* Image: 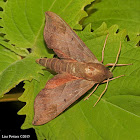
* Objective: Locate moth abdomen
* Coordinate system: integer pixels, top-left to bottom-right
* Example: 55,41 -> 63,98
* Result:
36,58 -> 54,68
36,58 -> 80,74
36,58 -> 61,72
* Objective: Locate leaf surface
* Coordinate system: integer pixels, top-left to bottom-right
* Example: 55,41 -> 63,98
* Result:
0,44 -> 21,74
83,0 -> 140,41
0,55 -> 44,97
0,0 -> 93,56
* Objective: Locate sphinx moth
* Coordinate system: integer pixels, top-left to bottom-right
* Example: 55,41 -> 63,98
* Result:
33,12 -> 116,125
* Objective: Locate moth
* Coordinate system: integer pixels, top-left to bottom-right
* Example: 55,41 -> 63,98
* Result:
33,11 -> 128,125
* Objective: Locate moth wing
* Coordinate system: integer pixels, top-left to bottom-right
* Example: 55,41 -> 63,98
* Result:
33,73 -> 95,125
44,11 -> 100,64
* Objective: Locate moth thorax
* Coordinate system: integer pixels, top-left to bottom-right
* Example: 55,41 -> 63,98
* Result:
84,63 -> 113,82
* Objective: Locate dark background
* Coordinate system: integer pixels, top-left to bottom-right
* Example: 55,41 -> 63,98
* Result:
0,101 -> 37,139
0,83 -> 37,140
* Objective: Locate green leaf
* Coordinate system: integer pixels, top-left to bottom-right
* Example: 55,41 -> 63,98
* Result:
0,44 -> 21,74
0,39 -> 29,56
83,0 -> 140,41
0,0 -> 93,57
0,55 -> 43,98
19,23 -> 140,139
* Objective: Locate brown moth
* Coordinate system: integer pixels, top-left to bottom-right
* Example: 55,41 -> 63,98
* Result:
32,11 -> 114,125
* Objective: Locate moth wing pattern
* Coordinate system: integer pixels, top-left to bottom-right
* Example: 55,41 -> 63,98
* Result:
33,73 -> 95,125
44,11 -> 100,64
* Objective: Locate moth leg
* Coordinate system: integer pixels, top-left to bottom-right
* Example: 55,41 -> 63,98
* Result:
101,33 -> 109,63
84,84 -> 99,101
93,75 -> 124,106
93,80 -> 109,107
84,75 -> 122,102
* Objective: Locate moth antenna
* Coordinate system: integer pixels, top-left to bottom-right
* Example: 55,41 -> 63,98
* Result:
105,63 -> 132,67
101,33 -> 109,63
102,75 -> 124,83
84,84 -> 99,101
93,79 -> 109,107
105,41 -> 132,68
110,41 -> 122,72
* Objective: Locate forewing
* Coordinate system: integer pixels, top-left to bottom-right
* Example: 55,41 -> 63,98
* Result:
33,73 -> 95,125
44,11 -> 100,63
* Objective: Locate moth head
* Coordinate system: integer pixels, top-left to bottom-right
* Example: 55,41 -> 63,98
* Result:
84,63 -> 113,82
